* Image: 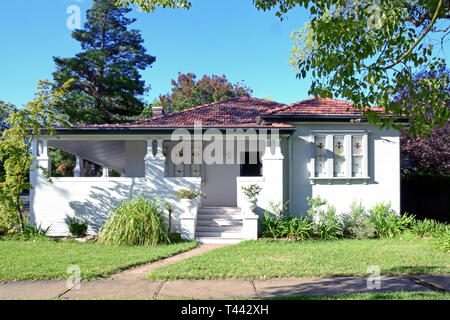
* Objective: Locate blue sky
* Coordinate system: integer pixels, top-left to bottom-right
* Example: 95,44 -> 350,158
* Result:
0,1 -> 447,108
0,0 -> 310,107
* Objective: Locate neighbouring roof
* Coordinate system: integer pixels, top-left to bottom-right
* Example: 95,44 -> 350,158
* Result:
62,96 -> 390,132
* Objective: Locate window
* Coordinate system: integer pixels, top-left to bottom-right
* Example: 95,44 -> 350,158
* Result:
240,152 -> 262,177
311,131 -> 368,181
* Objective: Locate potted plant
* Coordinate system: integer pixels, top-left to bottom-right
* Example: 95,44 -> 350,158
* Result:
240,184 -> 262,215
174,189 -> 206,217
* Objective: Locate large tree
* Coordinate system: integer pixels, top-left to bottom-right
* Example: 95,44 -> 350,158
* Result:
116,0 -> 449,135
53,0 -> 156,124
156,72 -> 253,114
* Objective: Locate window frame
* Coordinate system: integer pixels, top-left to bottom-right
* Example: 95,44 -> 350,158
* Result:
309,130 -> 369,184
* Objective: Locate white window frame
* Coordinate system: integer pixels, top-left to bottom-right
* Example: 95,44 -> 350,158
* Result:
309,130 -> 369,184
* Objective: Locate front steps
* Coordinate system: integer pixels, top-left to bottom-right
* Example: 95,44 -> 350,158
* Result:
195,207 -> 244,244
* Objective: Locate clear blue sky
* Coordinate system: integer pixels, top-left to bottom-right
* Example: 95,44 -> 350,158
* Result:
0,0 -> 310,107
0,1 -> 447,108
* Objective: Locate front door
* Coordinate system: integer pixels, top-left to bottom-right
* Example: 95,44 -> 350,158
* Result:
201,163 -> 240,207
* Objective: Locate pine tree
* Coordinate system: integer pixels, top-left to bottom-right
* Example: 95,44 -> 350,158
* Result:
53,0 -> 155,124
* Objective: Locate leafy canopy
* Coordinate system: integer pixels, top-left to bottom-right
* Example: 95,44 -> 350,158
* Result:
156,72 -> 253,114
53,0 -> 155,124
0,80 -> 70,232
117,0 -> 449,135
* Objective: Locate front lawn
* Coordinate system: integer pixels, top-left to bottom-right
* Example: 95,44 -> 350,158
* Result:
0,239 -> 197,281
268,291 -> 450,300
147,238 -> 450,280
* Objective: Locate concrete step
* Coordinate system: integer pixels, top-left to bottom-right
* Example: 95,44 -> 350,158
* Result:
196,237 -> 243,244
195,231 -> 243,238
197,214 -> 242,220
196,219 -> 243,227
196,225 -> 242,232
198,207 -> 241,214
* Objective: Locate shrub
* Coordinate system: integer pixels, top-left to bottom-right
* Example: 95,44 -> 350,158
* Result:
368,202 -> 415,237
307,197 -> 342,240
174,189 -> 205,200
2,223 -> 51,241
433,234 -> 450,253
98,196 -> 170,246
241,184 -> 262,200
65,216 -> 88,237
341,201 -> 376,239
411,219 -> 449,238
261,212 -> 314,241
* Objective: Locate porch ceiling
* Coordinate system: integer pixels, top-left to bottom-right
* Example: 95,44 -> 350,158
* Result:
48,140 -> 126,172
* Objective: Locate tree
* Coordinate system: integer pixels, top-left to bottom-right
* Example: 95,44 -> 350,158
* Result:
157,72 -> 253,113
53,0 -> 156,124
0,80 -> 69,233
396,66 -> 450,174
117,0 -> 449,135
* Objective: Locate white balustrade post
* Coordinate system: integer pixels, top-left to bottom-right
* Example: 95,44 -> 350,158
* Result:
145,139 -> 165,179
74,156 -> 83,177
36,139 -> 51,181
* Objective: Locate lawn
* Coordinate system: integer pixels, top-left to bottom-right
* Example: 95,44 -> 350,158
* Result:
0,239 -> 197,281
147,238 -> 450,280
268,291 -> 450,300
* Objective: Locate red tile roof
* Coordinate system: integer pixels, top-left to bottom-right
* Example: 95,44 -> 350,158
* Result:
68,97 -> 383,129
70,97 -> 289,128
264,97 -> 384,116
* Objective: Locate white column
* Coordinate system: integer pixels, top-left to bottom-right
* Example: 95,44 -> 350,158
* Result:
74,156 -> 83,177
36,139 -> 51,180
145,139 -> 165,178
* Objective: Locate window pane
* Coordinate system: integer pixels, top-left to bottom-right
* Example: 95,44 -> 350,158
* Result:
352,136 -> 364,177
314,136 -> 326,177
333,136 -> 345,177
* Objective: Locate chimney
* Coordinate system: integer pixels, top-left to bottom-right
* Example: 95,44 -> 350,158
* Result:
152,106 -> 164,117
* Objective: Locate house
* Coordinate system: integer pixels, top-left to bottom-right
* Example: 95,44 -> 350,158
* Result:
30,97 -> 402,243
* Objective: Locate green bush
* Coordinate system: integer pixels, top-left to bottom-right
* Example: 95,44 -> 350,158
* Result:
307,197 -> 342,240
174,189 -> 205,200
368,202 -> 415,237
261,212 -> 314,241
433,234 -> 450,252
65,216 -> 88,237
341,201 -> 376,239
98,196 -> 170,246
411,219 -> 449,238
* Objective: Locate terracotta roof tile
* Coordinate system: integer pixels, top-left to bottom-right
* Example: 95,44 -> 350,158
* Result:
67,97 -> 382,129
264,97 -> 384,116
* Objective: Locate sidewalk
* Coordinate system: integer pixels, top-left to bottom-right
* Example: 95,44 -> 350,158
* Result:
0,275 -> 448,299
0,244 -> 448,299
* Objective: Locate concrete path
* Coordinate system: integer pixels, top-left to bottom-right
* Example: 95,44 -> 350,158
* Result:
1,275 -> 448,299
110,244 -> 227,281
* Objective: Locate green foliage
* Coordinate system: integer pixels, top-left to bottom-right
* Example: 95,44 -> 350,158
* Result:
53,0 -> 155,124
256,0 -> 449,136
241,184 -> 262,200
174,189 -> 205,200
49,149 -> 76,177
307,197 -> 342,240
341,201 -> 376,239
156,73 -> 253,113
261,212 -> 314,241
65,216 -> 88,237
369,202 -> 415,237
0,80 -> 69,233
98,196 -> 170,246
411,219 -> 449,238
433,234 -> 450,252
115,0 -> 191,12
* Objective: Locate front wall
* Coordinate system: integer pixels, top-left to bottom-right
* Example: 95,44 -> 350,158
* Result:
290,123 -> 400,216
31,176 -> 201,236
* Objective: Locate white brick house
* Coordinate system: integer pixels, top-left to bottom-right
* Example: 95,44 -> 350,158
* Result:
30,97 -> 402,243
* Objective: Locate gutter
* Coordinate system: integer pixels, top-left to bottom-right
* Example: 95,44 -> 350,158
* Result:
261,114 -> 409,123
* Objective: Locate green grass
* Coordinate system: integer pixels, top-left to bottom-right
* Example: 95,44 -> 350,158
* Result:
0,239 -> 197,281
147,238 -> 450,280
267,291 -> 450,300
